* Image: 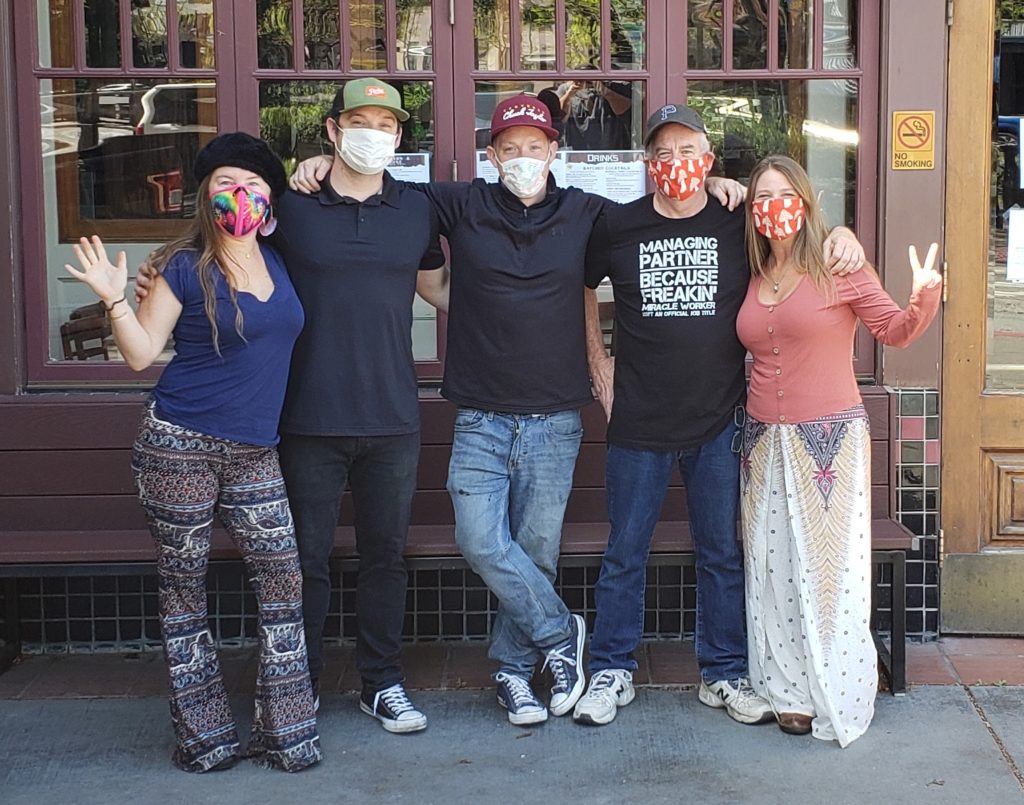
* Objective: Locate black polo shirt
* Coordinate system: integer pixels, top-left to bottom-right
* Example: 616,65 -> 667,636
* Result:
420,177 -> 611,414
272,173 -> 445,436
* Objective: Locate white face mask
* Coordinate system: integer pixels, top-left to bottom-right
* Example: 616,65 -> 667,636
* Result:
499,156 -> 550,199
336,127 -> 397,175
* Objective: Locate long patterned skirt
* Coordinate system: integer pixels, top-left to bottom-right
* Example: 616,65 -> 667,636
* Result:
132,405 -> 322,772
740,405 -> 877,748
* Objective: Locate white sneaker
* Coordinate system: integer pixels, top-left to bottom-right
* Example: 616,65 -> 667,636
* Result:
573,669 -> 635,726
698,677 -> 774,725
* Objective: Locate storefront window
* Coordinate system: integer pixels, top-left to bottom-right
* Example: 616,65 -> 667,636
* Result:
259,79 -> 439,361
611,0 -> 645,70
778,0 -> 812,70
687,79 -> 859,229
179,1 -> 216,68
258,0 -> 295,69
39,78 -> 218,363
307,0 -> 342,69
475,0 -> 512,71
397,0 -> 432,71
987,13 -> 1024,390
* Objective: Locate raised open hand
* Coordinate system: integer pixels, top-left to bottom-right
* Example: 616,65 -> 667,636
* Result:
65,236 -> 128,306
909,242 -> 941,293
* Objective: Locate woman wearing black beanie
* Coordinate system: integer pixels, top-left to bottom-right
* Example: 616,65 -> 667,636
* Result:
64,132 -> 320,773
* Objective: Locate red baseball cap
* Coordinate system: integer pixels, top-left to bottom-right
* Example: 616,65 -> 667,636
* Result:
490,94 -> 560,141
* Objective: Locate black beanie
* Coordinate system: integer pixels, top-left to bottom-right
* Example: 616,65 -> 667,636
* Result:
193,132 -> 288,199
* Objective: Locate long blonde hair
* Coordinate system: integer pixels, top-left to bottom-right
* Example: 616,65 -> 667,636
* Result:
744,155 -> 834,300
150,176 -> 249,355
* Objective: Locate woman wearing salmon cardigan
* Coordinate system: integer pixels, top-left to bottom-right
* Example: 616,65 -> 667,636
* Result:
736,155 -> 941,747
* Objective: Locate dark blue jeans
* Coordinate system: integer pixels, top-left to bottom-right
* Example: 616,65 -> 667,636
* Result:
588,418 -> 748,683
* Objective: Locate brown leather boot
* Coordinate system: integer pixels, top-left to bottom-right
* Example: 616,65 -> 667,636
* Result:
777,712 -> 813,735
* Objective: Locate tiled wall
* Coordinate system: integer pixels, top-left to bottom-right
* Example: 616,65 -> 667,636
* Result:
893,388 -> 941,636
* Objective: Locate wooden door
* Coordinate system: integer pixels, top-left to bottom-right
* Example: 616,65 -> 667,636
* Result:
941,0 -> 1024,634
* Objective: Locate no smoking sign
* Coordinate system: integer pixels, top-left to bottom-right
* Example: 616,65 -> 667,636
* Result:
892,110 -> 935,170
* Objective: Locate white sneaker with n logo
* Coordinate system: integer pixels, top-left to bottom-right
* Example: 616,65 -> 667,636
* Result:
698,678 -> 774,725
573,669 -> 635,726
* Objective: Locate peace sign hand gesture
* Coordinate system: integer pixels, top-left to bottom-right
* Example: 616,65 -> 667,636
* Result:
909,242 -> 942,294
65,236 -> 129,306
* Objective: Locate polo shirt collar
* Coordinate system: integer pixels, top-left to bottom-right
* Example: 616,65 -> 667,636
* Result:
316,169 -> 402,208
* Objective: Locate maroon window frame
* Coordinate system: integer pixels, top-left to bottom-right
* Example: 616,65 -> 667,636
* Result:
14,0 -> 879,386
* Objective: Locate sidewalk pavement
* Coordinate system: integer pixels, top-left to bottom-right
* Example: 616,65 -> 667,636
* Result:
1,639 -> 1022,804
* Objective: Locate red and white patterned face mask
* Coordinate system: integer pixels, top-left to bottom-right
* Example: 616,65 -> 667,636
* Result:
647,153 -> 715,202
752,197 -> 806,240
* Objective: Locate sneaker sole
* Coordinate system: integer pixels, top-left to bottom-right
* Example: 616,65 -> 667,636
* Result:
697,686 -> 774,725
359,701 -> 428,733
573,685 -> 635,726
549,614 -> 587,717
498,697 -> 549,726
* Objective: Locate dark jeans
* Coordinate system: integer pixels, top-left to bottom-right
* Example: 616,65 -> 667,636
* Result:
278,431 -> 419,690
588,418 -> 748,682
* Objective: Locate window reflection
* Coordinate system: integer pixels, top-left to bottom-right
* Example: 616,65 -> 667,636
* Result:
521,0 -> 556,70
688,0 -> 722,70
687,79 -> 859,228
988,18 -> 1024,390
778,0 -> 812,70
305,0 -> 341,70
824,0 -> 858,70
132,0 -> 169,68
350,0 -> 387,70
611,0 -> 645,70
566,0 -> 601,70
258,0 -> 294,69
733,0 -> 767,70
179,1 -> 216,68
39,78 -> 218,363
474,0 -> 511,70
85,0 -> 122,68
37,0 -> 75,68
397,0 -> 432,71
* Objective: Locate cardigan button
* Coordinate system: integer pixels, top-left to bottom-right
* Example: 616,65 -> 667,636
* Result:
768,305 -> 775,313
777,390 -> 784,397
772,347 -> 780,355
767,326 -> 774,334
779,415 -> 787,422
775,368 -> 782,375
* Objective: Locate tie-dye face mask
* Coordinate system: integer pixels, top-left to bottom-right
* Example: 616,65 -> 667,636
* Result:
209,185 -> 271,238
647,152 -> 714,202
752,196 -> 806,240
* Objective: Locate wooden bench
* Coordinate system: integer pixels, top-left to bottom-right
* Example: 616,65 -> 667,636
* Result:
0,518 -> 914,693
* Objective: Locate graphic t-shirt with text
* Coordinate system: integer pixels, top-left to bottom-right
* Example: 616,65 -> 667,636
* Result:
585,196 -> 749,450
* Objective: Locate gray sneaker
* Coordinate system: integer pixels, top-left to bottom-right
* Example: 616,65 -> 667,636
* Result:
698,677 -> 774,725
573,669 -> 635,726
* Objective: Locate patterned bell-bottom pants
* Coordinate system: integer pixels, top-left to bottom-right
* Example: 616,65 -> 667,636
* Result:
132,406 -> 322,772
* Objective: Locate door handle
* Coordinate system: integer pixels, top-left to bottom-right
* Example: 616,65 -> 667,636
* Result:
451,160 -> 458,181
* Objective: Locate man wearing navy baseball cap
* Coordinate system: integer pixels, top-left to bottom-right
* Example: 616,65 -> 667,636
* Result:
287,91 -> 748,728
574,103 -> 865,728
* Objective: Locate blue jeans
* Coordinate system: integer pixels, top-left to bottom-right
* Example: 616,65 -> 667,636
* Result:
589,418 -> 748,682
447,408 -> 582,678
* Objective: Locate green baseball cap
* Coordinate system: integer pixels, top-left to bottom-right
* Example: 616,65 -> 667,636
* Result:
329,78 -> 409,122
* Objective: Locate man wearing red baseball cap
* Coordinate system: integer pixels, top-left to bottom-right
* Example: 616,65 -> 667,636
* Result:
288,90 -> 747,728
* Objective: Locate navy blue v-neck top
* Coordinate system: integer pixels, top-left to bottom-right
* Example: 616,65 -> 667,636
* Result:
151,244 -> 305,446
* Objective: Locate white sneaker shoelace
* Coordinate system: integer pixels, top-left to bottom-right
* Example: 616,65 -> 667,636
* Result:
541,644 -> 577,691
375,684 -> 416,716
581,670 -> 625,708
495,672 -> 538,709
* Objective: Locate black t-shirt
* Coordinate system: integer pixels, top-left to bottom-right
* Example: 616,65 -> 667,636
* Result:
272,174 -> 445,436
422,177 -> 610,414
585,195 -> 749,450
